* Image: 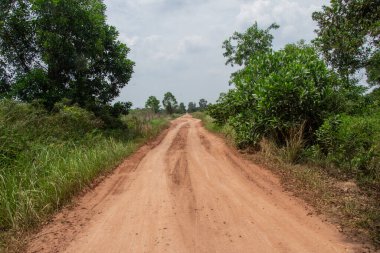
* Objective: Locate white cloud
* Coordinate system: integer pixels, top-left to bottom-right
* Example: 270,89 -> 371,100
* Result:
178,35 -> 209,54
143,35 -> 162,43
236,0 -> 327,48
104,0 -> 329,107
119,35 -> 139,47
237,1 -> 273,27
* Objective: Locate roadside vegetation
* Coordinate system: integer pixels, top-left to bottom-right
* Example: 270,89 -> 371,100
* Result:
199,0 -> 380,248
0,100 -> 170,250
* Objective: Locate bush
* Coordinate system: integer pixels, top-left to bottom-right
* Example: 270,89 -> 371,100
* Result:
207,90 -> 241,125
314,113 -> 380,189
211,43 -> 353,148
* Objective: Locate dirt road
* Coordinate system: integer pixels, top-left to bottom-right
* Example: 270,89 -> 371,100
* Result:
28,115 -> 359,253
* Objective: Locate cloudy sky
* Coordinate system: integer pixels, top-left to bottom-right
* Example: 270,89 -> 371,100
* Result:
104,0 -> 329,108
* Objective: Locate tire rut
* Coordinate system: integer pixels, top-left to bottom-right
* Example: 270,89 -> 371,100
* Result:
26,115 -> 363,253
165,123 -> 198,248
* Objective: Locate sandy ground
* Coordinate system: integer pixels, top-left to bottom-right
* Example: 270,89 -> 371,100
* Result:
27,115 -> 361,253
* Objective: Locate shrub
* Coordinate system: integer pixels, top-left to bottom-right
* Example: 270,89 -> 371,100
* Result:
315,113 -> 380,189
207,90 -> 241,125
213,43 -> 352,148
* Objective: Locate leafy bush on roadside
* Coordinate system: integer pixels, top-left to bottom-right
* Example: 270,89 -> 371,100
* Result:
314,113 -> 380,190
211,43 -> 352,148
207,90 -> 241,125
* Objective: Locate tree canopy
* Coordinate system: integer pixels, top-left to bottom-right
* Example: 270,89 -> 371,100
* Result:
0,0 -> 134,110
222,22 -> 279,67
312,0 -> 380,85
198,99 -> 208,111
145,96 -> 160,113
162,92 -> 177,114
178,102 -> 186,114
187,102 -> 197,113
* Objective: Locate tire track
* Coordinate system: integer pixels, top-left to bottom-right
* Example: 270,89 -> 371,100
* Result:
27,115 -> 362,253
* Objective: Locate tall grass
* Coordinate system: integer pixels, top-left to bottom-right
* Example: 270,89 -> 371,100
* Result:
280,122 -> 306,164
192,112 -> 236,144
0,101 -> 169,233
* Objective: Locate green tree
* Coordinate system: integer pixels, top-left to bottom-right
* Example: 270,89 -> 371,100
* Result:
0,59 -> 10,97
208,91 -> 241,125
0,0 -> 135,110
367,51 -> 380,87
367,88 -> 380,108
312,0 -> 380,84
214,25 -> 356,148
162,92 -> 177,114
0,0 -> 38,75
111,101 -> 132,117
222,22 -> 279,67
198,98 -> 208,111
228,43 -> 350,147
178,102 -> 186,114
187,102 -> 197,113
145,96 -> 160,113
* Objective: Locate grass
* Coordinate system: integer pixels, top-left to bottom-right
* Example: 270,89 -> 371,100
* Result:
250,148 -> 380,249
0,101 -> 169,251
195,111 -> 380,249
1,139 -> 138,230
192,112 -> 235,144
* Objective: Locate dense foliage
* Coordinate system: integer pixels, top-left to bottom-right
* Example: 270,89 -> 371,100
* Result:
198,99 -> 208,111
212,36 -> 350,147
187,99 -> 209,113
0,0 -> 134,110
178,102 -> 186,113
312,0 -> 380,85
222,22 -> 279,67
145,96 -> 160,113
187,102 -> 197,113
162,92 -> 177,114
312,112 -> 380,190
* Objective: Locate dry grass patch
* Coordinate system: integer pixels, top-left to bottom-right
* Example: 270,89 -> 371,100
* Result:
247,145 -> 379,250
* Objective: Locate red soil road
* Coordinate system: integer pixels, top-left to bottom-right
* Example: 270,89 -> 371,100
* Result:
27,115 -> 361,253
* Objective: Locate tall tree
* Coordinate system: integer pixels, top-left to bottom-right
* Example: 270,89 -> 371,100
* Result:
198,98 -> 208,111
111,101 -> 132,117
162,92 -> 177,114
145,95 -> 160,113
366,51 -> 380,87
222,22 -> 279,67
0,58 -> 10,97
0,0 -> 134,109
178,102 -> 186,114
0,0 -> 39,75
187,102 -> 197,113
312,0 -> 380,85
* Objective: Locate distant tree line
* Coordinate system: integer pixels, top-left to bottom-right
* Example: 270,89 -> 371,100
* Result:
144,92 -> 209,114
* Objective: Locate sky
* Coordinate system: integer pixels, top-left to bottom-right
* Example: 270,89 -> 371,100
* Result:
104,0 -> 329,108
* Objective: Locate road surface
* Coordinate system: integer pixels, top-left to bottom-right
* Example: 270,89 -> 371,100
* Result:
28,115 -> 358,253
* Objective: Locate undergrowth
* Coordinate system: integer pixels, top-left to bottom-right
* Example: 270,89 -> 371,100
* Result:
0,100 -> 169,250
